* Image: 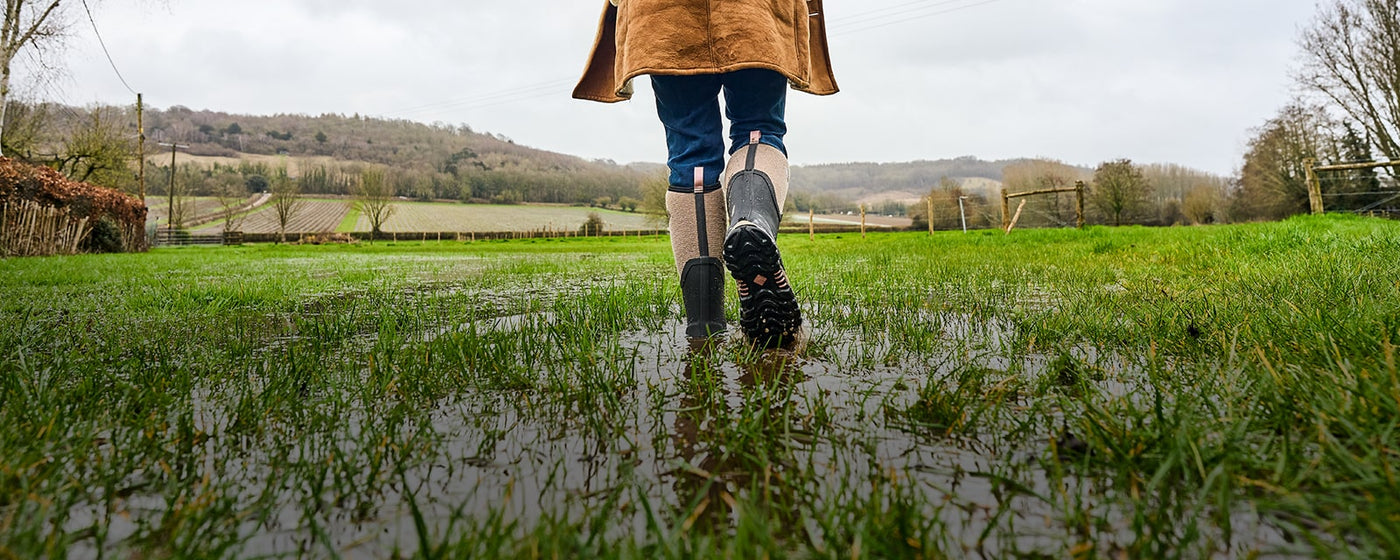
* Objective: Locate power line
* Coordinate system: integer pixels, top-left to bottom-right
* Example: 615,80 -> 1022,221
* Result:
833,0 -> 1009,36
80,0 -> 138,95
830,0 -> 999,32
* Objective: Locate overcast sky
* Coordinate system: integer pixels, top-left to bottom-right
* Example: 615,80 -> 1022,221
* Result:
31,0 -> 1319,175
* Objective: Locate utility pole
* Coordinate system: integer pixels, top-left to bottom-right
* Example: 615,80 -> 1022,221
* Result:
136,94 -> 146,200
159,142 -> 190,230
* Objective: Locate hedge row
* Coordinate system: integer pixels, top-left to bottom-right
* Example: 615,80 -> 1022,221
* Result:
0,157 -> 148,254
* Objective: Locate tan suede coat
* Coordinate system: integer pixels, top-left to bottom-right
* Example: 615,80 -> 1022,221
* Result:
573,0 -> 838,103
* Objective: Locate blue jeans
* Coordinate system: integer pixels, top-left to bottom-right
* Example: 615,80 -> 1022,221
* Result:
652,69 -> 788,193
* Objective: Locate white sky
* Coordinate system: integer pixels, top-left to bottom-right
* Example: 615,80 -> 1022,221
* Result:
32,0 -> 1318,175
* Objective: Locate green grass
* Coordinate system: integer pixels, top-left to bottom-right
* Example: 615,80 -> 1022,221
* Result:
2,215 -> 1398,557
336,203 -> 361,233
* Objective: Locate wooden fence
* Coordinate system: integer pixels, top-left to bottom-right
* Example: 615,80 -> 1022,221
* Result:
223,224 -> 878,245
154,229 -> 240,246
1,200 -> 90,257
1001,181 -> 1087,233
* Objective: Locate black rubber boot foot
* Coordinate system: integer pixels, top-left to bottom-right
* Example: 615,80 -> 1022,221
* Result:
723,224 -> 801,348
681,257 -> 726,339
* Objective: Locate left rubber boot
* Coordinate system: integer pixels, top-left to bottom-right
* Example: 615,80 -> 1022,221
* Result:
723,131 -> 801,347
667,167 -> 729,339
680,257 -> 725,338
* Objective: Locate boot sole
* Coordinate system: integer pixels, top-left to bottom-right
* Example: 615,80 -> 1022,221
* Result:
723,223 -> 802,347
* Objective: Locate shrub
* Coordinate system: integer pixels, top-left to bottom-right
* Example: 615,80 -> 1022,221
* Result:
579,212 -> 606,236
82,217 -> 125,253
300,233 -> 358,245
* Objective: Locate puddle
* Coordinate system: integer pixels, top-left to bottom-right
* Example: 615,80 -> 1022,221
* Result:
58,307 -> 1308,558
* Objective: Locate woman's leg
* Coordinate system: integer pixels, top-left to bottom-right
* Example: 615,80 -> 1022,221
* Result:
722,68 -> 789,156
718,69 -> 802,347
653,74 -> 730,338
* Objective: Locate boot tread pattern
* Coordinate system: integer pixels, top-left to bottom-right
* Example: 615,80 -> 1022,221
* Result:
724,225 -> 801,347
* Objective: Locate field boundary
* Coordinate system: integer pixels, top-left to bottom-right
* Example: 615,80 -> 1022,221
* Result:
227,224 -> 885,244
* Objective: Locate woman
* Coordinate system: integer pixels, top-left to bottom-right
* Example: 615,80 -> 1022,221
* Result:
574,0 -> 838,347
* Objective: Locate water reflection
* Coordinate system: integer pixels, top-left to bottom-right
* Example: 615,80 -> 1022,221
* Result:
668,338 -> 809,534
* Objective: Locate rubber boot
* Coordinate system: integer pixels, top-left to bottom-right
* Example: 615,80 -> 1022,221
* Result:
723,131 -> 801,347
681,258 -> 725,338
668,167 -> 728,339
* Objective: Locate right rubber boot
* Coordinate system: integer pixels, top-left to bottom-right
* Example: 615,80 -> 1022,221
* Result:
723,131 -> 802,348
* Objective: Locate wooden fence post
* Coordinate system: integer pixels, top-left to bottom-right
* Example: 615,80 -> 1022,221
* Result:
809,209 -> 815,241
927,197 -> 935,236
1075,181 -> 1086,229
860,204 -> 867,239
1005,200 -> 1027,234
1001,190 -> 1011,231
1304,158 -> 1325,214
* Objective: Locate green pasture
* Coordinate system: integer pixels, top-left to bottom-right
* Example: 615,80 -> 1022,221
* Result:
1,215 -> 1398,558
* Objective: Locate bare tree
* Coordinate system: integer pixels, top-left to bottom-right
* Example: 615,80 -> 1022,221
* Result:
1182,184 -> 1226,225
0,97 -> 47,157
356,167 -> 394,241
52,107 -> 133,187
638,173 -> 669,227
1141,163 -> 1231,225
1,0 -> 66,157
270,167 -> 303,243
214,174 -> 250,235
1236,104 -> 1338,220
1090,159 -> 1152,226
1297,0 -> 1400,161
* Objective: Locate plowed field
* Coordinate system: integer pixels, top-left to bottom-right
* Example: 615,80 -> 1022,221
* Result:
195,199 -> 351,234
357,203 -> 654,232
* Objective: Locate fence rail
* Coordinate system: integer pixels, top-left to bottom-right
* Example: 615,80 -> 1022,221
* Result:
1,200 -> 90,257
179,225 -> 882,245
154,230 -> 238,246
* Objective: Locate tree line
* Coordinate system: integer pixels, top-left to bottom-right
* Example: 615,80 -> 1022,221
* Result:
1237,0 -> 1400,221
905,159 -> 1232,231
2,102 -> 661,208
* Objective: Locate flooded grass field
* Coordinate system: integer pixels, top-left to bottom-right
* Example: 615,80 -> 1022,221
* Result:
2,214 -> 1399,558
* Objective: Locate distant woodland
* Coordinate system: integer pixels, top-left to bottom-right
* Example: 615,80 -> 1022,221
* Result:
6,0 -> 1400,233
5,102 -> 1046,216
4,103 -> 654,206
6,97 -> 1380,231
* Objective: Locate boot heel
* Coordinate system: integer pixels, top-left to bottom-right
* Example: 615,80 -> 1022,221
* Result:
681,257 -> 726,339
